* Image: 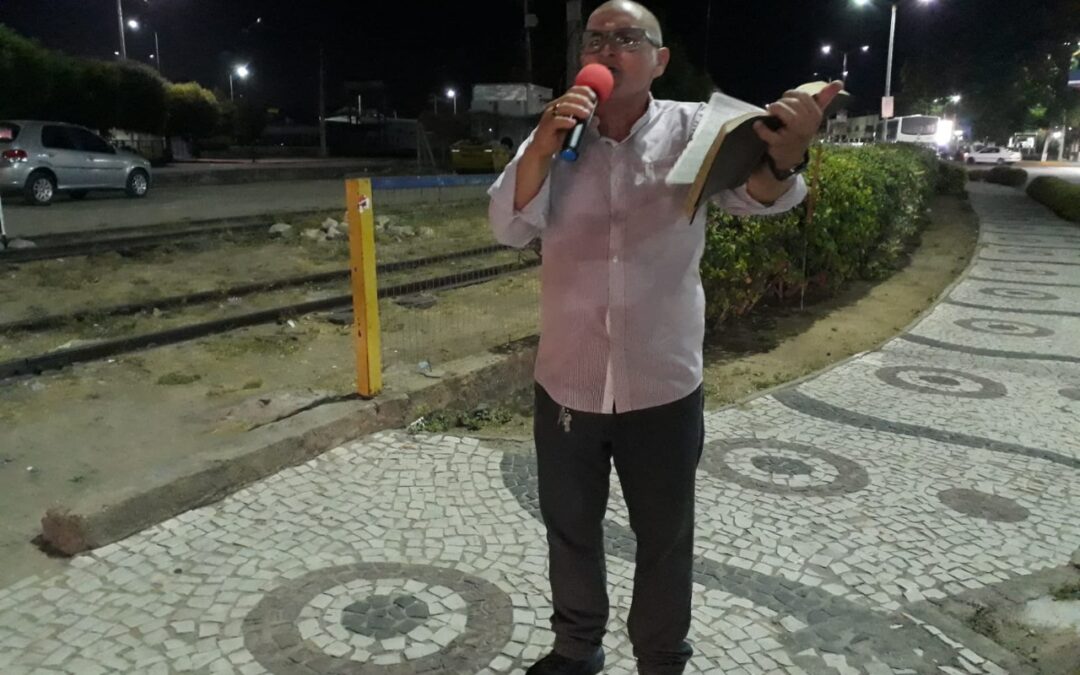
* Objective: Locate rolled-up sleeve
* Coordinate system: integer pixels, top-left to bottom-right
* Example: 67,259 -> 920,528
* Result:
712,176 -> 808,217
488,134 -> 552,249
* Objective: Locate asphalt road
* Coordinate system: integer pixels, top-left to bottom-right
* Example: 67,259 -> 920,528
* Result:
1,180 -> 346,237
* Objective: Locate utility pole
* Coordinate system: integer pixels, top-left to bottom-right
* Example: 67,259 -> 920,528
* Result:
704,0 -> 712,74
0,193 -> 8,248
524,0 -> 535,84
319,47 -> 328,158
116,0 -> 127,59
566,0 -> 583,89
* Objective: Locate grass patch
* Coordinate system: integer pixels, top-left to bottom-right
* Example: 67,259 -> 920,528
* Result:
966,605 -> 1000,641
202,333 -> 304,358
407,404 -> 518,434
1052,582 -> 1080,602
157,372 -> 201,386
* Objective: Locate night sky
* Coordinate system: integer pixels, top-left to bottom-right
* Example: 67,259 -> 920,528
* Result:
0,0 -> 1010,121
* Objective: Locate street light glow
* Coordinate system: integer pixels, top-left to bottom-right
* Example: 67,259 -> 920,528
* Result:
235,65 -> 251,79
861,45 -> 871,52
446,88 -> 457,99
821,44 -> 832,55
127,19 -> 140,30
950,94 -> 961,103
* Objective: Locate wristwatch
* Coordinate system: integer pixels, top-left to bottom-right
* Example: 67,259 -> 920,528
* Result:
765,151 -> 809,182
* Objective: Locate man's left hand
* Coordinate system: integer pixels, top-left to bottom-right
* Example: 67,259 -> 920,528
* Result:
753,81 -> 844,171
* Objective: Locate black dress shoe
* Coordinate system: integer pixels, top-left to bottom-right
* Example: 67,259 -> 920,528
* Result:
525,648 -> 605,675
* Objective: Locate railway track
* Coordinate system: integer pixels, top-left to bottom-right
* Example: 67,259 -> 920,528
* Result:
0,244 -> 509,334
0,252 -> 539,380
0,210 -> 336,264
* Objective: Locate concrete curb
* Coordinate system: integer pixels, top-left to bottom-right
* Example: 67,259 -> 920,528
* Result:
40,339 -> 537,556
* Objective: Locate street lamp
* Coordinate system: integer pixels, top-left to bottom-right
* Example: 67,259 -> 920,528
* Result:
125,18 -> 162,73
230,65 -> 251,101
446,88 -> 458,115
854,0 -> 936,115
820,43 -> 870,84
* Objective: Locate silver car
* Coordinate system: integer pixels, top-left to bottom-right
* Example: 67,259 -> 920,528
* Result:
0,120 -> 152,206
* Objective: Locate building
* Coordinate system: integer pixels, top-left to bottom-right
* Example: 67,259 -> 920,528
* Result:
826,113 -> 881,144
468,83 -> 553,153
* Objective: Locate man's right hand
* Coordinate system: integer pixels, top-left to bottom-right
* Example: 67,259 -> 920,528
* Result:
513,86 -> 597,211
527,86 -> 598,159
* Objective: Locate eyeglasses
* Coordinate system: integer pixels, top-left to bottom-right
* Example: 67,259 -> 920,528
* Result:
581,28 -> 662,54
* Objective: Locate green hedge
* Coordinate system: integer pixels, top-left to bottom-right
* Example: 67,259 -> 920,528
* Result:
1,25 -> 223,140
701,144 -> 938,327
986,166 -> 1028,187
1026,176 -> 1080,223
937,162 -> 967,196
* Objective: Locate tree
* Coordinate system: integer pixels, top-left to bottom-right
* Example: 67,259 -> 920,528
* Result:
165,82 -> 220,139
0,25 -> 169,135
0,26 -> 57,119
898,0 -> 1080,142
115,62 -> 168,135
651,37 -> 715,102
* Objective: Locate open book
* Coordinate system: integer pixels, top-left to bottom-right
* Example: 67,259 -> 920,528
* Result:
666,82 -> 850,218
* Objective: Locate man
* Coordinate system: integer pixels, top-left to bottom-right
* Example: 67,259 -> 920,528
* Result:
488,2 -> 841,673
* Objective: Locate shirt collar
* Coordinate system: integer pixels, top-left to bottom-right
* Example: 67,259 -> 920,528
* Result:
589,94 -> 658,145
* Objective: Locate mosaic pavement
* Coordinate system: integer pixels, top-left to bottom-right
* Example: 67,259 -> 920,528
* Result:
0,183 -> 1077,674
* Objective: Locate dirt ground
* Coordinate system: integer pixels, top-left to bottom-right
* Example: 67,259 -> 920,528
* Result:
0,195 -> 976,587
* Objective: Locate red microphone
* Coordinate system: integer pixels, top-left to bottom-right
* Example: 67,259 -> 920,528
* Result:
560,64 -> 615,162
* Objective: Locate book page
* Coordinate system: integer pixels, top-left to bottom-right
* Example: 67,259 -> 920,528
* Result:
667,92 -> 765,186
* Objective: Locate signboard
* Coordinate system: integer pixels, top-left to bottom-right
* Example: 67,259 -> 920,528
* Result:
881,96 -> 895,119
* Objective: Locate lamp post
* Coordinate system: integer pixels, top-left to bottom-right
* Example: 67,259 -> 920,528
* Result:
821,43 -> 870,84
126,19 -> 162,73
230,65 -> 251,101
447,88 -> 458,115
116,0 -> 127,59
853,0 -> 936,116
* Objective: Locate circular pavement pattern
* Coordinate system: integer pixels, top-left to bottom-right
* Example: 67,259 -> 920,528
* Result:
988,267 -> 1058,276
954,318 -> 1054,338
978,287 -> 1059,301
992,248 -> 1056,257
243,563 -> 512,674
875,367 -> 1007,399
938,488 -> 1030,523
702,439 -> 869,496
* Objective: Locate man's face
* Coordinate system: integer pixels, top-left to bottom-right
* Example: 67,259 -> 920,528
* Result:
581,8 -> 669,103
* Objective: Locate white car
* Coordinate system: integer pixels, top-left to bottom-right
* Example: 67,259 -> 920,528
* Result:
965,146 -> 1023,165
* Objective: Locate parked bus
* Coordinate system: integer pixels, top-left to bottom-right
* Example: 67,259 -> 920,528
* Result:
876,115 -> 953,148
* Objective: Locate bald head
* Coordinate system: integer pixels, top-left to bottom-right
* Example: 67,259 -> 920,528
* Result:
589,1 -> 663,46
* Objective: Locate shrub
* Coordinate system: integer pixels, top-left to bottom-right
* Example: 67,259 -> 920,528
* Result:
985,166 -> 1027,187
1026,176 -> 1080,223
936,162 -> 967,196
701,144 -> 936,327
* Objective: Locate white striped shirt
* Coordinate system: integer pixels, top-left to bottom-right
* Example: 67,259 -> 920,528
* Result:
488,98 -> 807,414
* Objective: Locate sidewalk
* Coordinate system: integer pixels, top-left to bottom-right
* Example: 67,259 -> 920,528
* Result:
0,184 -> 1077,674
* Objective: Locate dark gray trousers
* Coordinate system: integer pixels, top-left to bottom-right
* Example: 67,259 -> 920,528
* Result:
533,383 -> 704,675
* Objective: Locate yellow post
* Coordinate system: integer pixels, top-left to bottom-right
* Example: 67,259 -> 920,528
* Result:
345,178 -> 382,397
